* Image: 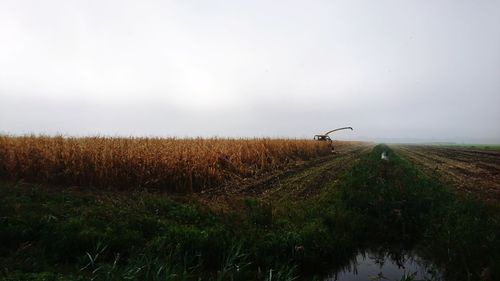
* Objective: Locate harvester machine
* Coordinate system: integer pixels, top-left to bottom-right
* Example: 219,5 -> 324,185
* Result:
314,127 -> 353,152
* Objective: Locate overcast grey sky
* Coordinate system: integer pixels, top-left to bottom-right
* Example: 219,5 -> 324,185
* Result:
1,0 -> 499,142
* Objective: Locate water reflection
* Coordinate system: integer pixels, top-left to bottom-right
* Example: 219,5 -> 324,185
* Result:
325,250 -> 440,281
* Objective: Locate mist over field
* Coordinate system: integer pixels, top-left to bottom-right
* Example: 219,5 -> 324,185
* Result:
2,3 -> 500,280
1,0 -> 499,143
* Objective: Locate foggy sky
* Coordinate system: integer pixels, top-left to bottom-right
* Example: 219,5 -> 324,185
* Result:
1,0 -> 499,143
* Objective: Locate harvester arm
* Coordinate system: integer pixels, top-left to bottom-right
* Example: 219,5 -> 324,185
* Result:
324,127 -> 353,136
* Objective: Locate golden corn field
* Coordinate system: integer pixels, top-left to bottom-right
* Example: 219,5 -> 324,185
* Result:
0,135 -> 333,192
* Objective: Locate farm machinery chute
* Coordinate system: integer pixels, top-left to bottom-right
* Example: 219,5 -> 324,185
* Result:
314,127 -> 353,152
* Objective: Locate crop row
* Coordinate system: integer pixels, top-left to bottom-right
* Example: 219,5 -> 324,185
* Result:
0,136 -> 334,192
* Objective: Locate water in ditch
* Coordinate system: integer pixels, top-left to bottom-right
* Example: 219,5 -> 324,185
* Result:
324,250 -> 441,281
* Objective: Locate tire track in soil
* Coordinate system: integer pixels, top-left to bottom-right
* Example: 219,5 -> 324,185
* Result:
197,143 -> 372,209
393,145 -> 500,203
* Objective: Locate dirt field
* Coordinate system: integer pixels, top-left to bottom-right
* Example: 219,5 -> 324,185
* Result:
198,142 -> 372,209
393,145 -> 500,203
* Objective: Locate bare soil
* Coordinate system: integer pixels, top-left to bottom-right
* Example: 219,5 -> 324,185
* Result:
393,145 -> 500,203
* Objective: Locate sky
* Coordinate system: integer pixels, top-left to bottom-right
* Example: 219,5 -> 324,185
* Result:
1,0 -> 499,143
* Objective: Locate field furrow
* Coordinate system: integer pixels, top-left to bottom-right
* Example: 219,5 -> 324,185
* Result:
393,145 -> 500,203
197,143 -> 372,209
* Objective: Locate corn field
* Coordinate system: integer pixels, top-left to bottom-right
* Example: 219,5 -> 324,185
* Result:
0,136 -> 334,192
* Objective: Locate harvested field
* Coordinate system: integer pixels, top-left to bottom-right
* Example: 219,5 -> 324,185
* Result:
198,142 -> 371,210
393,145 -> 500,203
0,135 -> 349,192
